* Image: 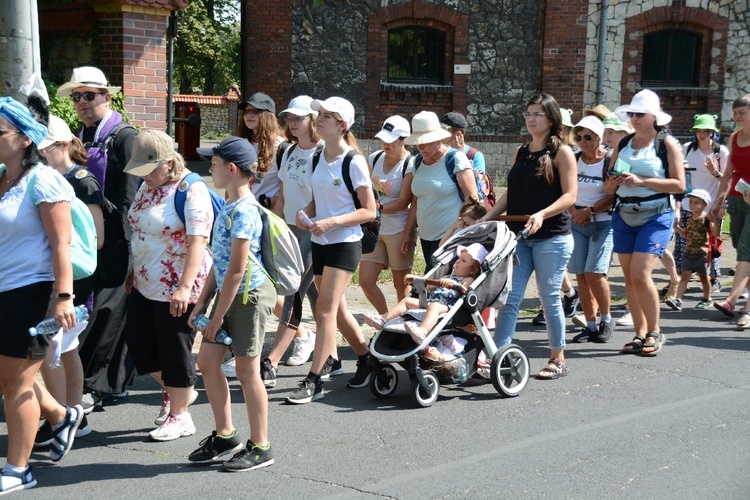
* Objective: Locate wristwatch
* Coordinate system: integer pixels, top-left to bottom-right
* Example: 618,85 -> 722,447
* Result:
56,292 -> 75,300
713,171 -> 721,178
588,206 -> 595,214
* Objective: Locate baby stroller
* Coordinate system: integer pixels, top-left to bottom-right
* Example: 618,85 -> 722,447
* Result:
368,221 -> 530,407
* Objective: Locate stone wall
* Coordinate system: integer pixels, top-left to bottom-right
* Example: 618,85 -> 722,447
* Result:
40,32 -> 94,85
200,105 -> 232,136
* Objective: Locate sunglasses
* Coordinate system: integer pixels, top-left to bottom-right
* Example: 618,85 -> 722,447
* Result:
71,91 -> 105,103
575,134 -> 595,142
626,112 -> 647,119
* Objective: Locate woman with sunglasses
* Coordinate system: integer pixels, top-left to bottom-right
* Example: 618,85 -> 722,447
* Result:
604,90 -> 685,356
567,116 -> 615,343
483,93 -> 577,379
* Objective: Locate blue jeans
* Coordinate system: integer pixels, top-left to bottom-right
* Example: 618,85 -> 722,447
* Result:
494,233 -> 573,351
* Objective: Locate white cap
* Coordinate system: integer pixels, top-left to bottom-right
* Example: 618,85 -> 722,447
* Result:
573,115 -> 605,141
280,95 -> 317,117
686,188 -> 711,206
311,97 -> 355,130
374,115 -> 410,143
39,115 -> 74,150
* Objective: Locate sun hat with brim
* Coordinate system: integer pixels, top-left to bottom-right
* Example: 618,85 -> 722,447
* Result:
238,92 -> 276,114
124,130 -> 176,177
691,114 -> 720,133
686,188 -> 711,206
311,97 -> 356,131
614,89 -> 672,126
602,113 -> 633,133
196,136 -> 258,174
560,108 -> 574,128
584,104 -> 612,121
39,115 -> 74,150
573,115 -> 605,141
404,111 -> 452,146
280,95 -> 316,117
57,66 -> 121,97
456,243 -> 488,265
0,96 -> 47,146
374,115 -> 410,143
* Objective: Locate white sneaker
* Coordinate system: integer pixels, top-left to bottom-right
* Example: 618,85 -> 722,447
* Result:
741,288 -> 749,299
222,357 -> 237,378
148,413 -> 196,442
155,389 -> 199,426
616,312 -> 634,326
572,313 -> 600,329
286,330 -> 316,366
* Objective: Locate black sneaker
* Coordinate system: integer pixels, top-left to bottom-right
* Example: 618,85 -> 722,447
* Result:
285,378 -> 323,404
532,311 -> 546,326
593,321 -> 614,343
347,358 -> 372,388
34,420 -> 54,448
562,289 -> 579,318
189,430 -> 244,464
572,327 -> 597,343
320,356 -> 343,380
260,358 -> 276,388
222,441 -> 274,472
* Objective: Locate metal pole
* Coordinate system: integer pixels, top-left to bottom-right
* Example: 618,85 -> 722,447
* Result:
166,10 -> 177,136
596,0 -> 609,105
0,0 -> 40,100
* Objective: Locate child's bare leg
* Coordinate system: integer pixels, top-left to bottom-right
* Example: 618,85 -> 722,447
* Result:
699,274 -> 711,300
384,297 -> 419,321
676,271 -> 692,299
419,303 -> 450,332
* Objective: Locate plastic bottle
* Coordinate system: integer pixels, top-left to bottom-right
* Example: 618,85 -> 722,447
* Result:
29,304 -> 89,336
192,314 -> 232,345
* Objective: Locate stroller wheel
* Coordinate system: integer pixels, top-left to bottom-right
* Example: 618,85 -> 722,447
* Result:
490,344 -> 529,397
369,364 -> 398,398
410,370 -> 439,407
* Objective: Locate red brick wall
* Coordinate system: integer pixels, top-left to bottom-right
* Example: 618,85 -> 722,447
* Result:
540,0 -> 588,115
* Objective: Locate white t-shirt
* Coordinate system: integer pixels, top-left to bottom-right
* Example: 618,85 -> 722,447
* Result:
310,147 -> 370,244
410,150 -> 472,241
278,143 -> 318,225
249,136 -> 284,201
368,151 -> 414,236
576,155 -> 611,222
682,142 -> 730,211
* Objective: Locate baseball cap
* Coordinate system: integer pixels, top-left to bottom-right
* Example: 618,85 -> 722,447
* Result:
311,97 -> 355,130
124,130 -> 176,177
196,136 -> 258,174
440,111 -> 468,129
280,95 -> 317,117
238,92 -> 276,114
456,243 -> 488,265
686,188 -> 711,206
39,115 -> 74,150
374,115 -> 410,143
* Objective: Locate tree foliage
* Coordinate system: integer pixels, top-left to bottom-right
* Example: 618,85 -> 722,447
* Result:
44,79 -> 132,131
174,0 -> 240,95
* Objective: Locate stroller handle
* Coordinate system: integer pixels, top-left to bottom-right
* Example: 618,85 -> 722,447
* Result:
423,278 -> 467,294
494,215 -> 530,222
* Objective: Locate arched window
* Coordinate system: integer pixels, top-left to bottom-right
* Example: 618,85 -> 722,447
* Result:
642,29 -> 702,87
387,26 -> 446,84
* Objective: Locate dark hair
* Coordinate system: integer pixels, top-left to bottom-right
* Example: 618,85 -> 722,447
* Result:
458,195 -> 487,220
234,108 -> 281,172
22,144 -> 45,172
733,94 -> 750,109
526,93 -> 564,185
25,93 -> 49,127
67,137 -> 89,166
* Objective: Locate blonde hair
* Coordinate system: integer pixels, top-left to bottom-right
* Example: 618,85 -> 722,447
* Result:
331,111 -> 364,156
165,152 -> 187,182
283,114 -> 321,144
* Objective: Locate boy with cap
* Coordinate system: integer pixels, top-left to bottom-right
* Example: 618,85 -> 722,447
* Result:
440,111 -> 486,173
666,189 -> 719,311
188,137 -> 276,471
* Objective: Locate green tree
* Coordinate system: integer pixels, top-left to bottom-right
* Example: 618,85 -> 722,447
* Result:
174,0 -> 240,95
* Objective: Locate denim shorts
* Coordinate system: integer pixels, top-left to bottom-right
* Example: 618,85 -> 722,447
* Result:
568,219 -> 614,274
612,210 -> 673,257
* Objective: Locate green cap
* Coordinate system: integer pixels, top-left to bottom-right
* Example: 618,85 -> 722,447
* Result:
691,114 -> 720,133
602,112 -> 632,133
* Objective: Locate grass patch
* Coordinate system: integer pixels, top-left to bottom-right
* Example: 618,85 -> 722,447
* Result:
350,246 -> 427,286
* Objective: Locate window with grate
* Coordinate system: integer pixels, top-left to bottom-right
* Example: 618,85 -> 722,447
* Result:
642,29 -> 702,87
387,26 -> 446,84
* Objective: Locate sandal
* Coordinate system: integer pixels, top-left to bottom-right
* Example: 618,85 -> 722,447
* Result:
536,358 -> 569,380
736,312 -> 750,329
404,322 -> 426,345
49,404 -> 83,462
713,300 -> 735,317
621,334 -> 645,355
363,312 -> 386,330
640,332 -> 665,357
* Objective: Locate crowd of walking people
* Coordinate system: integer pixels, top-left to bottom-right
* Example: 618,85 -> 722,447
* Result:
2,63 -> 750,494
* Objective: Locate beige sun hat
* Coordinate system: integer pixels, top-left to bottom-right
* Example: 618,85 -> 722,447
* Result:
404,111 -> 452,146
57,66 -> 121,97
584,104 -> 612,121
39,115 -> 74,150
614,89 -> 672,126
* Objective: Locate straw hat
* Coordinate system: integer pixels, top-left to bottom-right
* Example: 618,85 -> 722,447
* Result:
404,111 -> 452,146
584,104 -> 612,121
614,89 -> 672,126
57,66 -> 121,97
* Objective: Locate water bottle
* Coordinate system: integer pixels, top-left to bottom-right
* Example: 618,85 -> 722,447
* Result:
192,314 -> 232,345
29,304 -> 89,336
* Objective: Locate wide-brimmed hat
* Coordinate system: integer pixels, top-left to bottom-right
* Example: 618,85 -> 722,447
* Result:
196,136 -> 258,174
573,115 -> 604,141
0,96 -> 47,146
238,92 -> 276,114
584,104 -> 612,121
39,115 -> 74,150
57,66 -> 121,97
404,111 -> 452,146
691,114 -> 720,133
686,188 -> 711,206
374,115 -> 410,143
124,130 -> 176,177
280,95 -> 317,117
560,108 -> 574,128
311,97 -> 355,131
456,243 -> 488,265
614,89 -> 672,126
602,113 -> 633,133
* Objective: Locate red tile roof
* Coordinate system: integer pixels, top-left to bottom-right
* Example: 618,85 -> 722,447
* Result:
173,94 -> 240,105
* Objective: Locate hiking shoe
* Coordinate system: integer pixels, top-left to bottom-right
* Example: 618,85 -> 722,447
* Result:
222,441 -> 274,472
285,378 -> 323,404
347,358 -> 372,388
562,289 -> 579,318
572,327 -> 597,343
34,420 -> 54,448
149,413 -> 196,442
616,311 -> 634,326
593,321 -> 614,343
711,280 -> 722,293
155,389 -> 199,426
320,356 -> 343,380
189,430 -> 244,464
696,299 -> 712,309
222,357 -> 237,378
81,391 -> 101,415
49,404 -> 83,462
261,358 -> 277,388
665,296 -> 682,311
286,330 -> 315,366
0,465 -> 36,494
532,311 -> 545,326
76,416 -> 92,439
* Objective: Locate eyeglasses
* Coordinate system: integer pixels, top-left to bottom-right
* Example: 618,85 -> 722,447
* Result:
71,91 -> 105,103
41,143 -> 62,154
626,112 -> 647,119
575,134 -> 595,142
0,129 -> 20,138
522,112 -> 546,119
286,115 -> 309,124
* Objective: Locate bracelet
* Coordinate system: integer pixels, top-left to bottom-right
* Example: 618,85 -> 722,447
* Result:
713,171 -> 721,178
56,292 -> 75,300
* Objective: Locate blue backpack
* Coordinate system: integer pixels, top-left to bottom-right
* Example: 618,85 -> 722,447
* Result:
414,148 -> 495,207
174,173 -> 226,240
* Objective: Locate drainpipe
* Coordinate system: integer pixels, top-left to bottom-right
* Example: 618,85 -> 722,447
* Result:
596,0 -> 609,105
166,10 -> 177,136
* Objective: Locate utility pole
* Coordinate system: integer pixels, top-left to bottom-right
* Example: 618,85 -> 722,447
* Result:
0,0 -> 41,101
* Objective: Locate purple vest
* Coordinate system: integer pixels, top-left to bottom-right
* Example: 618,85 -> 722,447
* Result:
77,111 -> 124,192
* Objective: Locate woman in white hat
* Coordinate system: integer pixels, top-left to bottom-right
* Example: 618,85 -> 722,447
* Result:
360,115 -> 417,314
604,89 -> 685,356
403,111 -> 477,267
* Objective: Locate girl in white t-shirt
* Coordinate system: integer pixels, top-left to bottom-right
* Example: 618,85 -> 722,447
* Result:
287,97 -> 376,404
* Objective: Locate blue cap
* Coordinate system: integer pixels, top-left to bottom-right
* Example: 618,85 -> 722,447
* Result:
197,136 -> 258,174
0,96 -> 48,146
